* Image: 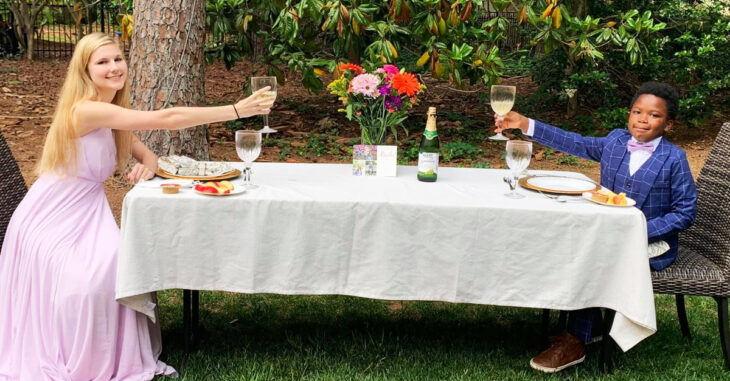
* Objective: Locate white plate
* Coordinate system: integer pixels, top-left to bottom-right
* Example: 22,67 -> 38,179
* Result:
137,179 -> 194,188
524,176 -> 599,194
581,192 -> 636,207
194,186 -> 245,196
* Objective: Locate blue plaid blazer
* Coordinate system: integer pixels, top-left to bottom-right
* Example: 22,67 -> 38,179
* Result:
533,121 -> 697,270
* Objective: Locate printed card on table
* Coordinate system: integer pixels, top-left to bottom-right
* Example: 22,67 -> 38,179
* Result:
352,145 -> 397,177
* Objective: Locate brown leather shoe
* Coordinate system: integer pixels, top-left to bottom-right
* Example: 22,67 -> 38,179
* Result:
530,332 -> 586,373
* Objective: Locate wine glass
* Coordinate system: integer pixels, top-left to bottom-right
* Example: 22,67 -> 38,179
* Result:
250,76 -> 278,133
504,140 -> 532,199
489,85 -> 516,141
235,130 -> 262,189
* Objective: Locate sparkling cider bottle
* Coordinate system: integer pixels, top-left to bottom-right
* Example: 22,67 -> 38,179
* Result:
417,107 -> 439,182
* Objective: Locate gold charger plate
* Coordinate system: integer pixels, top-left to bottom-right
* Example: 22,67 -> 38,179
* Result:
155,168 -> 241,181
519,175 -> 600,195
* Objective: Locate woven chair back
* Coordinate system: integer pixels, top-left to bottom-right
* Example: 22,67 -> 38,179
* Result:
680,122 -> 730,271
0,131 -> 27,249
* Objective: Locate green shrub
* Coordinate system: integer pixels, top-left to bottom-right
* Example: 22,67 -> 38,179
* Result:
441,141 -> 483,163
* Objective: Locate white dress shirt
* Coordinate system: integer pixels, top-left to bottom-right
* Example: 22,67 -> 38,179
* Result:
525,118 -> 661,176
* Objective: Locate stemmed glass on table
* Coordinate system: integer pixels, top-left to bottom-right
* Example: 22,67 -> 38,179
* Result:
489,85 -> 516,141
504,140 -> 532,199
250,76 -> 278,133
235,130 -> 262,189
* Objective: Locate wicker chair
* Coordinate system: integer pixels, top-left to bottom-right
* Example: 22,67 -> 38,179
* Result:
651,121 -> 730,370
0,130 -> 27,249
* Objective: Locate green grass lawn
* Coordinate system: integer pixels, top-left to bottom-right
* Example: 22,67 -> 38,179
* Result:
155,292 -> 728,380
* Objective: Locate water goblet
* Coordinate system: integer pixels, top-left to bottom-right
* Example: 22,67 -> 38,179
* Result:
504,140 -> 532,199
250,76 -> 278,133
235,130 -> 262,189
489,85 -> 516,141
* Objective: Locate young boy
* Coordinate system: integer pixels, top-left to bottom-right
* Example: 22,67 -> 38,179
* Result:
494,82 -> 698,373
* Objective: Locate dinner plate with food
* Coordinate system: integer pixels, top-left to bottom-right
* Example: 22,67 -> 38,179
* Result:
193,181 -> 245,196
582,189 -> 636,207
157,155 -> 241,180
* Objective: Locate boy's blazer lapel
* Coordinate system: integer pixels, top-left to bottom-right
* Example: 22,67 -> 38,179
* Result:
631,140 -> 671,208
603,133 -> 631,191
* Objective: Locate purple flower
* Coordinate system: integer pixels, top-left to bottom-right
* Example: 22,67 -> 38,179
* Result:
384,95 -> 402,111
379,85 -> 391,96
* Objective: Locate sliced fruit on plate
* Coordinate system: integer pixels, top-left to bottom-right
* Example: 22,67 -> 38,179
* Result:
588,189 -> 627,205
194,180 -> 234,194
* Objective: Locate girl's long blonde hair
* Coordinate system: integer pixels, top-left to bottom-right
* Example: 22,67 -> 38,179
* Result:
37,32 -> 134,176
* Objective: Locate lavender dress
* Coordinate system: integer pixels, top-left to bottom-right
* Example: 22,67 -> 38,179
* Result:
0,128 -> 175,380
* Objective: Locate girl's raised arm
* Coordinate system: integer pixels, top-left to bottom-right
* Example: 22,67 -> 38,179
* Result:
75,86 -> 272,136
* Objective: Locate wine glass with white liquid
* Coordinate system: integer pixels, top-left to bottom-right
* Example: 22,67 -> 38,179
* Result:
489,85 -> 516,141
235,130 -> 262,189
504,140 -> 532,199
251,76 -> 278,133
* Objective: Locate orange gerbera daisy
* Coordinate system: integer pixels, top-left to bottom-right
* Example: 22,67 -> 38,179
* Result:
339,63 -> 364,75
391,72 -> 420,97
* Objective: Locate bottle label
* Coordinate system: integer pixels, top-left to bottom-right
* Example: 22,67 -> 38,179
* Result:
423,130 -> 438,140
418,152 -> 439,174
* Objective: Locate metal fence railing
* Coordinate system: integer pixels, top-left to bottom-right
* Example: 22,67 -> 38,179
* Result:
34,1 -> 124,58
0,0 -> 124,59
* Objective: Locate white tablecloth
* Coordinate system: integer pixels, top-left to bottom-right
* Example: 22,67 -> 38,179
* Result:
117,163 -> 653,351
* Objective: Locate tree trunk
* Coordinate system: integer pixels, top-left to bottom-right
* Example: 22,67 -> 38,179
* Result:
128,0 -> 209,160
22,20 -> 34,60
8,0 -> 46,60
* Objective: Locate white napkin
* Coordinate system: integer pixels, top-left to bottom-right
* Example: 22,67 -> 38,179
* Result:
648,240 -> 670,259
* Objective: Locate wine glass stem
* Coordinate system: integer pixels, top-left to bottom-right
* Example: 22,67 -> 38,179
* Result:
263,115 -> 270,129
512,175 -> 519,197
244,164 -> 252,185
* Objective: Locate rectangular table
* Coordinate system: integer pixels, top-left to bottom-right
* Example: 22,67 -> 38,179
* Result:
116,163 -> 653,352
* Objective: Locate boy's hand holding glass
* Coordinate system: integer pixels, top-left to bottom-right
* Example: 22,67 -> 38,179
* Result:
494,111 -> 530,135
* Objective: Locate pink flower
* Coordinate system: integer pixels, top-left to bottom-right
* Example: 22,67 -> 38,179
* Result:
350,74 -> 381,98
382,64 -> 399,76
356,111 -> 362,116
377,64 -> 400,81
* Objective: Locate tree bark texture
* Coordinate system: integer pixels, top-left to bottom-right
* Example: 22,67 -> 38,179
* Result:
128,0 -> 209,160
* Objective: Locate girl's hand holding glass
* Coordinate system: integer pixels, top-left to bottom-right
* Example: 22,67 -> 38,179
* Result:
250,76 -> 278,133
233,86 -> 273,119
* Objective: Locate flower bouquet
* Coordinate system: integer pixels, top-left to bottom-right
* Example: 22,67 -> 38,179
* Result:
328,63 -> 424,145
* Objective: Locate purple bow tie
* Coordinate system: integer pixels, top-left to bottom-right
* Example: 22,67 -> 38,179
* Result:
627,140 -> 655,154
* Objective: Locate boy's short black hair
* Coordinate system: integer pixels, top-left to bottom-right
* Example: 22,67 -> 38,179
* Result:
630,82 -> 680,120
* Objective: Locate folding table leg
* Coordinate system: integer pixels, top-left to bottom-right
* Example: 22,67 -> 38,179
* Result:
192,290 -> 200,347
183,289 -> 191,353
599,309 -> 616,373
183,289 -> 200,353
541,309 -> 551,338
